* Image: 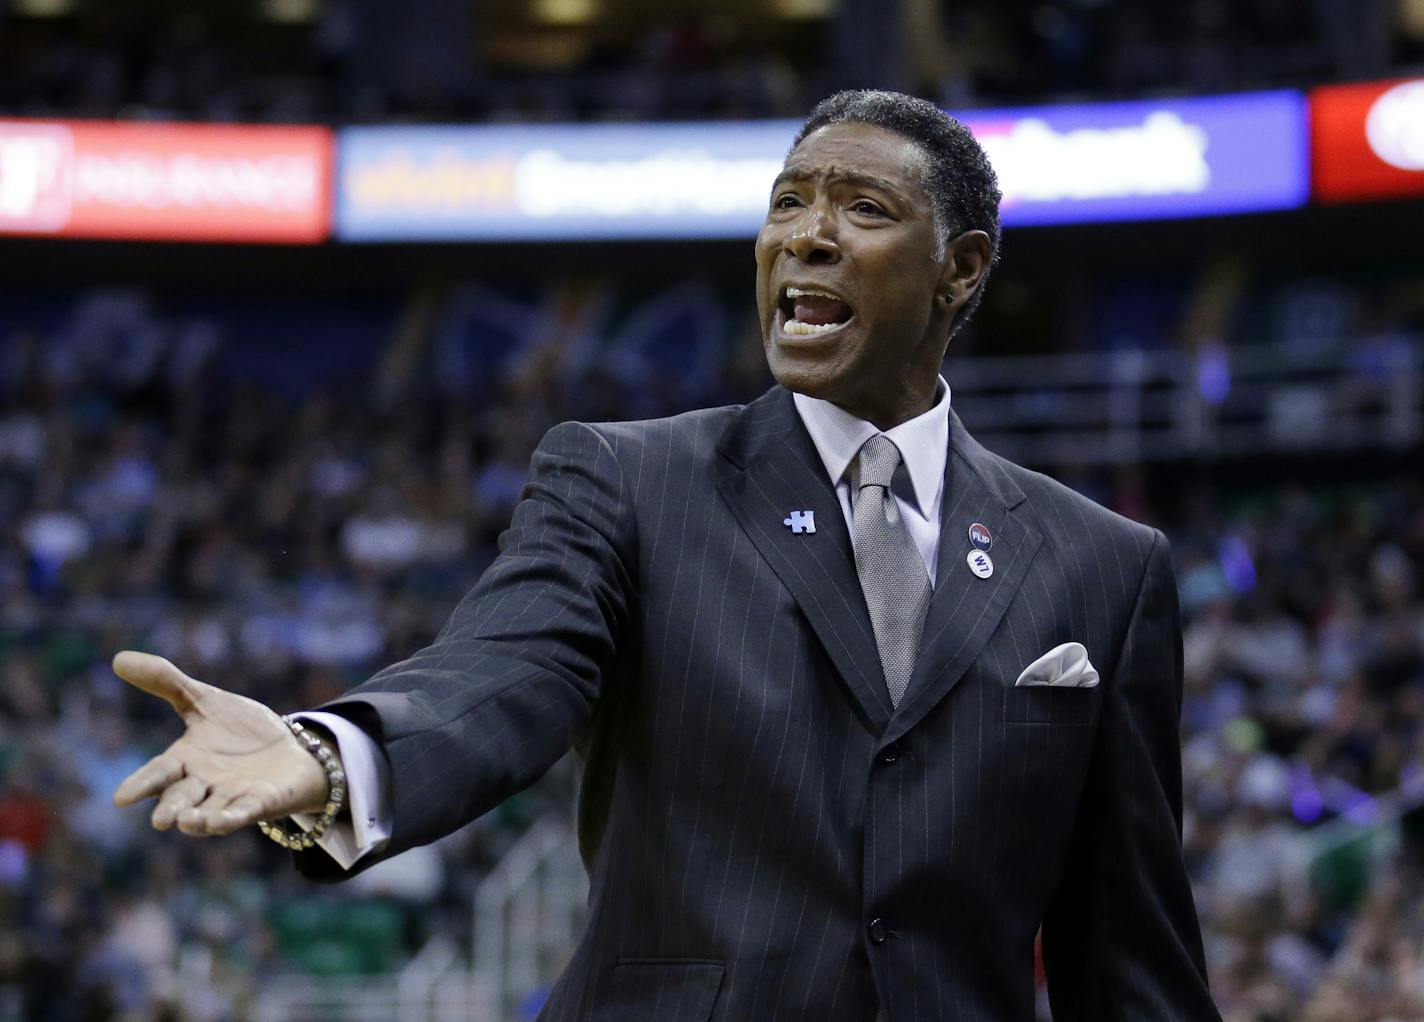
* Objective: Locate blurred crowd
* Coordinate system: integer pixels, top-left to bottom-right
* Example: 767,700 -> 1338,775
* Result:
933,0 -> 1422,106
1170,475 -> 1424,1021
0,278 -> 1421,1022
1,0 -> 1421,124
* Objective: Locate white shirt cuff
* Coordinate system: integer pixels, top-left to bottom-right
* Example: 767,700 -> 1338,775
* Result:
289,710 -> 393,871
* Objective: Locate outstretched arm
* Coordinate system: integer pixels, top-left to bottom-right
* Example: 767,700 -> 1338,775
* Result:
1040,531 -> 1221,1021
113,420 -> 634,866
309,420 -> 635,863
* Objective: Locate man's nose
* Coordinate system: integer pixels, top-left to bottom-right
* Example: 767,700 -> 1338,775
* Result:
785,209 -> 840,263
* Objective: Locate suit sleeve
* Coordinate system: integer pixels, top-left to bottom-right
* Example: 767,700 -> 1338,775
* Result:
294,420 -> 635,879
1041,529 -> 1220,1020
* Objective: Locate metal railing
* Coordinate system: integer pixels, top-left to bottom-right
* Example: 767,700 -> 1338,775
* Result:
254,934 -> 463,1021
468,815 -> 588,1021
252,815 -> 587,1022
946,338 -> 1422,465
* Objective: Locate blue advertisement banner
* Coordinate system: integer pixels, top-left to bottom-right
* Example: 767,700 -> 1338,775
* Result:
335,91 -> 1308,241
962,90 -> 1309,226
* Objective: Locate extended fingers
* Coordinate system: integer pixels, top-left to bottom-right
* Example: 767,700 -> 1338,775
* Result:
152,775 -> 210,831
178,786 -> 269,837
114,755 -> 185,807
211,793 -> 269,836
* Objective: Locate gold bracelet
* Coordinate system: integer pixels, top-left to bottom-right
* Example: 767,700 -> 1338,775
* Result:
256,717 -> 346,850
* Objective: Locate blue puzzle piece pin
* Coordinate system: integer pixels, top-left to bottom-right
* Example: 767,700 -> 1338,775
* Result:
783,510 -> 816,534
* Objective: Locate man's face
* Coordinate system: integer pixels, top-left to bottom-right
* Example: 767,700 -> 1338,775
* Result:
754,121 -> 952,427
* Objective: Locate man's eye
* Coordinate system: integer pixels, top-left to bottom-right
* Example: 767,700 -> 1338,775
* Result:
851,200 -> 885,216
773,194 -> 801,209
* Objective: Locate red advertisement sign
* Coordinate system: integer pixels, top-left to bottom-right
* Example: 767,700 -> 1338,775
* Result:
1311,78 -> 1424,203
0,120 -> 332,242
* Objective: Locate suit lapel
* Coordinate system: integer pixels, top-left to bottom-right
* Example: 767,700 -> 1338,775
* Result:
882,408 -> 1043,747
714,388 -> 893,732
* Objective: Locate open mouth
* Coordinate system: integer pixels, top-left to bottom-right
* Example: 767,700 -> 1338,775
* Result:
777,285 -> 856,337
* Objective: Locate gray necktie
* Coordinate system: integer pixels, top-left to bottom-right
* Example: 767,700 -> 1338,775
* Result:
851,434 -> 932,709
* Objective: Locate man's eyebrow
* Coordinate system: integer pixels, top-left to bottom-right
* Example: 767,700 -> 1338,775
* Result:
770,167 -> 908,198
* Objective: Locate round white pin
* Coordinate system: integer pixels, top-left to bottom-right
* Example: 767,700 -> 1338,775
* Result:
966,549 -> 994,579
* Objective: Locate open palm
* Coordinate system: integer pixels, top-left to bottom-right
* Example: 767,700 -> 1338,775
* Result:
111,651 -> 330,836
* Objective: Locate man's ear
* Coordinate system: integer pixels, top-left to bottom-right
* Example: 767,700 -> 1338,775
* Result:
937,229 -> 992,307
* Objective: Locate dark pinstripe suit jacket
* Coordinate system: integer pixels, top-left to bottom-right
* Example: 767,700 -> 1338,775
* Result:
301,385 -> 1219,1022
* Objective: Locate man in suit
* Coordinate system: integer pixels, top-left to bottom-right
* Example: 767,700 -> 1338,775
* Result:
114,90 -> 1220,1020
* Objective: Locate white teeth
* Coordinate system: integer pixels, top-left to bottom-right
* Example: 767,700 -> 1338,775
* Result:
783,318 -> 851,336
781,286 -> 853,336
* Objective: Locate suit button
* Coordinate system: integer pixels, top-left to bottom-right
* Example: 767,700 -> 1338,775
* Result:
876,744 -> 900,766
868,918 -> 887,945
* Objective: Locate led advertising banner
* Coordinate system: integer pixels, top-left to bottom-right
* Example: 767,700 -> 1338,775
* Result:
0,120 -> 332,242
336,91 -> 1308,241
336,120 -> 798,242
960,90 -> 1309,226
1311,78 -> 1424,203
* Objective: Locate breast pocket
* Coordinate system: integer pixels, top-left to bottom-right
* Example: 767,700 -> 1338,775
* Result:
1002,685 -> 1097,726
591,959 -> 725,1022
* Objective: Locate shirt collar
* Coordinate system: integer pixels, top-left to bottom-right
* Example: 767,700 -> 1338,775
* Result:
792,377 -> 951,517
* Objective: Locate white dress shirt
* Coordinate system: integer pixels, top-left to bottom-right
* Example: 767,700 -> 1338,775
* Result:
302,379 -> 952,868
290,710 -> 393,867
792,377 -> 950,585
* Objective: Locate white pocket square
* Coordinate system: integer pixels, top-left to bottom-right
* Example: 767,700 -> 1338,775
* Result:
1014,642 -> 1100,688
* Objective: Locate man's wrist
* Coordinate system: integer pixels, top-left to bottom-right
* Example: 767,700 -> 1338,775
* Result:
259,718 -> 347,850
294,725 -> 347,819
290,710 -> 394,868
293,721 -> 346,816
